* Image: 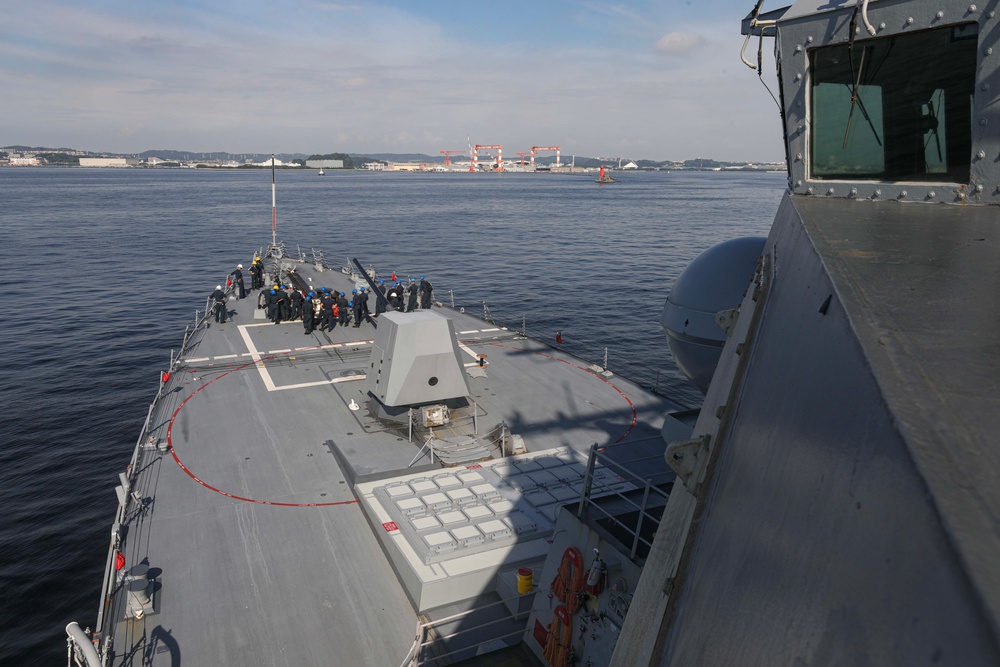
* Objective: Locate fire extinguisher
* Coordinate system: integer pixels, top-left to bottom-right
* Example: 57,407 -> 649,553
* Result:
584,548 -> 605,595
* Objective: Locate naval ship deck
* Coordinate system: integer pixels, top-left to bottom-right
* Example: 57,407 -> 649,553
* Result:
103,252 -> 680,666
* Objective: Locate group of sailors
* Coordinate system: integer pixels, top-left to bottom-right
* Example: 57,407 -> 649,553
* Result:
209,257 -> 267,323
208,260 -> 435,334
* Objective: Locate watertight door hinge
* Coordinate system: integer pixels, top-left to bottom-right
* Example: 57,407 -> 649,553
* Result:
665,434 -> 711,486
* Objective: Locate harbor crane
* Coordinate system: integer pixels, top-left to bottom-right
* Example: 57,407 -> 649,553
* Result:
515,152 -> 529,166
530,146 -> 561,168
439,150 -> 466,167
470,144 -> 503,172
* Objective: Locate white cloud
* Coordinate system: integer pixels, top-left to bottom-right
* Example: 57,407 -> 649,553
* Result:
655,32 -> 703,55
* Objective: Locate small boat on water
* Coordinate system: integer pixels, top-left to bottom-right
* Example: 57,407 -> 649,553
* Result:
317,168 -> 325,175
595,164 -> 616,184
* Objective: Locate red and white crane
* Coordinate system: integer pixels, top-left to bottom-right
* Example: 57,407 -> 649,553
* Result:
439,150 -> 466,167
470,144 -> 503,172
530,146 -> 561,168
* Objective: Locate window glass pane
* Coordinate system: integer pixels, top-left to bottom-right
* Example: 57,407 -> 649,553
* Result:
809,24 -> 977,182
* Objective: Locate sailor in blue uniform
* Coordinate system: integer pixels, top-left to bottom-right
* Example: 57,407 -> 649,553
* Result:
211,285 -> 227,323
358,287 -> 371,322
375,280 -> 387,318
351,290 -> 362,327
303,292 -> 315,334
337,292 -> 350,327
233,264 -> 246,299
319,291 -> 335,331
407,279 -> 418,312
419,276 -> 433,309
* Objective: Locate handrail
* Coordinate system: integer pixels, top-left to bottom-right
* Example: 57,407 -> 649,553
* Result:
400,594 -> 533,667
576,443 -> 671,561
65,622 -> 101,667
76,298 -> 216,664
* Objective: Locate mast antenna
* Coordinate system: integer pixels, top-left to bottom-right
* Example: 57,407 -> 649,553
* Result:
271,154 -> 277,250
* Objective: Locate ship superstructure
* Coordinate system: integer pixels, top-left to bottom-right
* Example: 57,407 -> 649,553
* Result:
616,0 -> 1000,664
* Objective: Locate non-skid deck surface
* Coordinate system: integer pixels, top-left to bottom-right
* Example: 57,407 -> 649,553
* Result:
111,257 -> 678,666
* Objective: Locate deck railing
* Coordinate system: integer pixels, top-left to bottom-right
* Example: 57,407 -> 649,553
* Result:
398,595 -> 532,667
68,299 -> 217,665
577,441 -> 673,561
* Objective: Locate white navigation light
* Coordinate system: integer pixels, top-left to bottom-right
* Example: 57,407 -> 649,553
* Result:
661,237 -> 766,393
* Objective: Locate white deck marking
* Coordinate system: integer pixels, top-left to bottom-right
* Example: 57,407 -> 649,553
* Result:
236,323 -> 373,392
237,324 -> 276,391
216,354 -> 238,359
457,341 -> 481,361
186,357 -> 209,363
459,329 -> 478,334
480,327 -> 500,332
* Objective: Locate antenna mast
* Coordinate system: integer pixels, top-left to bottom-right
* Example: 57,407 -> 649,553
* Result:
271,154 -> 277,249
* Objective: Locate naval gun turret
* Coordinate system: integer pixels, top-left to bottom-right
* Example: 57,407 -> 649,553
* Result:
365,310 -> 472,424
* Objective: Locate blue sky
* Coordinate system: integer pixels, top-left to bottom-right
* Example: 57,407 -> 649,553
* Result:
1,1 -> 784,161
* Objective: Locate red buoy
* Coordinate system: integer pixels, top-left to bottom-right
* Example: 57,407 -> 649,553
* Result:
161,372 -> 171,383
115,551 -> 125,571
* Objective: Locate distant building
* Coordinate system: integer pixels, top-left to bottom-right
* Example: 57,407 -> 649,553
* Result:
10,155 -> 40,166
253,158 -> 298,167
386,162 -> 428,172
305,159 -> 344,169
80,157 -> 139,167
363,162 -> 385,171
621,161 -> 639,170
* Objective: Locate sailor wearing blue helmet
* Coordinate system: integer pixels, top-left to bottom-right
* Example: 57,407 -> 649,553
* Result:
352,294 -> 363,327
419,276 -> 433,309
337,291 -> 349,327
302,291 -> 315,334
406,278 -> 418,312
358,285 -> 371,322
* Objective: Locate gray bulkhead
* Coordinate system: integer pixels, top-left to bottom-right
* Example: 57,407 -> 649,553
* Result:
613,0 -> 1000,664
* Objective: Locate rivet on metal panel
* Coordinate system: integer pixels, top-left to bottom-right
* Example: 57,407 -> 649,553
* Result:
937,11 -> 945,18
849,187 -> 858,197
969,5 -> 978,13
827,187 -> 835,196
928,190 -> 937,199
872,189 -> 881,199
898,190 -> 908,199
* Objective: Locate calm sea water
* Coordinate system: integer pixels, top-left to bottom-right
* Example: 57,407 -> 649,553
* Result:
0,167 -> 784,663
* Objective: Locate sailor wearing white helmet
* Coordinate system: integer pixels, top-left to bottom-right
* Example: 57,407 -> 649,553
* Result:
210,285 -> 227,323
232,264 -> 246,299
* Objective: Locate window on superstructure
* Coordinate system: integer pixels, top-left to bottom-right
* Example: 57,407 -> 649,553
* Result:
809,23 -> 977,182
